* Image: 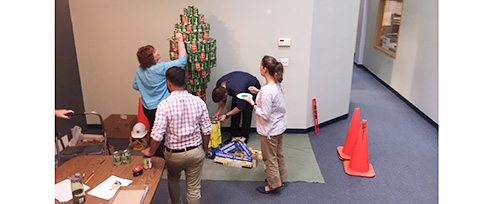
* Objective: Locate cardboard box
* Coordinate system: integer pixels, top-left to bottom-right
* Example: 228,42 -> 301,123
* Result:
110,185 -> 149,204
104,114 -> 137,139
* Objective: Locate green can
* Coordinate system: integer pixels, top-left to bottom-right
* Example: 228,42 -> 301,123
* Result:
113,151 -> 122,166
169,51 -> 176,60
193,7 -> 199,16
191,63 -> 196,72
122,149 -> 131,164
199,43 -> 204,52
192,24 -> 198,33
191,33 -> 198,42
195,15 -> 200,24
197,32 -> 204,42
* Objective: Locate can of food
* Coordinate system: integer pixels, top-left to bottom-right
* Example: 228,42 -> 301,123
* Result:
113,151 -> 122,166
186,24 -> 192,33
122,149 -> 131,164
169,39 -> 176,51
180,15 -> 187,25
195,62 -> 201,72
169,51 -> 175,60
186,6 -> 192,16
203,32 -> 209,41
191,42 -> 197,53
191,64 -> 196,73
202,61 -> 207,70
200,15 -> 205,24
206,24 -> 210,31
143,156 -> 152,169
198,43 -> 204,52
182,33 -> 187,41
193,7 -> 199,16
200,52 -> 206,61
197,32 -> 203,42
193,24 -> 198,33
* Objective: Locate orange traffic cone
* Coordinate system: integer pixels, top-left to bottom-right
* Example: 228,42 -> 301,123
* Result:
337,107 -> 361,160
343,119 -> 375,178
137,98 -> 150,131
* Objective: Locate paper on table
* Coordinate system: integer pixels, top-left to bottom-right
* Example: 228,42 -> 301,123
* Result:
55,179 -> 90,202
88,175 -> 133,200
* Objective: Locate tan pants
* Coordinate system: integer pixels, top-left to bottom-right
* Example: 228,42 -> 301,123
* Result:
260,134 -> 288,189
164,146 -> 205,204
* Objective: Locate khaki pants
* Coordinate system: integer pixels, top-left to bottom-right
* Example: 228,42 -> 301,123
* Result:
164,146 -> 205,204
260,134 -> 288,189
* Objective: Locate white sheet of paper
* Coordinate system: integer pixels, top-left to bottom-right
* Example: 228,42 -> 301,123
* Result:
88,175 -> 133,200
54,179 -> 90,202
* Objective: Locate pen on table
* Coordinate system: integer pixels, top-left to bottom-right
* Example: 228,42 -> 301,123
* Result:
84,171 -> 95,184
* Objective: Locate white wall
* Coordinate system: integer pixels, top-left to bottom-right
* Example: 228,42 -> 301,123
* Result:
70,0 -> 358,129
362,0 -> 438,123
307,0 -> 361,126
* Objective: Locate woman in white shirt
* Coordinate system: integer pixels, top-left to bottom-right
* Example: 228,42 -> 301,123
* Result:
244,55 -> 287,194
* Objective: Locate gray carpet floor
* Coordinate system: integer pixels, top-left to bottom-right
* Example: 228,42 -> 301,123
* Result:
113,65 -> 438,204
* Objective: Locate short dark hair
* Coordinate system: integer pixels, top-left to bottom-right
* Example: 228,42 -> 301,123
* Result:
166,67 -> 186,87
136,45 -> 156,69
212,86 -> 227,102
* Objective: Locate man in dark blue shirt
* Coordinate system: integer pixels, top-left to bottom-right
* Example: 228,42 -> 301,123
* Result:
212,71 -> 261,143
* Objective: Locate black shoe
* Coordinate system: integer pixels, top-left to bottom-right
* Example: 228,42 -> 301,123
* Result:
256,186 -> 279,194
264,178 -> 288,187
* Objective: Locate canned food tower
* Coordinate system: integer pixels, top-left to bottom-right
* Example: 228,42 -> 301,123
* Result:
170,5 -> 217,101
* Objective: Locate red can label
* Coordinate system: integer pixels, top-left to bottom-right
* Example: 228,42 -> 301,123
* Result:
191,42 -> 197,53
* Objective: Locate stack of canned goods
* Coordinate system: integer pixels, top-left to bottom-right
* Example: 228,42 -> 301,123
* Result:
112,149 -> 132,166
169,5 -> 216,101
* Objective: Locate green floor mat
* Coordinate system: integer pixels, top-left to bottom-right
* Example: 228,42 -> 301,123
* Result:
161,133 -> 325,183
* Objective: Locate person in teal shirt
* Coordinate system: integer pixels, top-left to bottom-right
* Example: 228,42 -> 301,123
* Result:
133,32 -> 187,157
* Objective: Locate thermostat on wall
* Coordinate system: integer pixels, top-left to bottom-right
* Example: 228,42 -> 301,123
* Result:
278,37 -> 291,47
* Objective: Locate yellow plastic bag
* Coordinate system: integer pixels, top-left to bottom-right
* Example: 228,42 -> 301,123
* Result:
209,120 -> 222,148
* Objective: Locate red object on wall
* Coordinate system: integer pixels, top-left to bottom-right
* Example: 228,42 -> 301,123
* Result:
312,98 -> 320,136
137,98 -> 150,131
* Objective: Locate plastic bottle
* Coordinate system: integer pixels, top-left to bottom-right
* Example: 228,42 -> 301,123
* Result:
70,173 -> 86,204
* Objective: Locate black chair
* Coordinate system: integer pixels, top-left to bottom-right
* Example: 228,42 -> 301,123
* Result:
55,112 -> 111,166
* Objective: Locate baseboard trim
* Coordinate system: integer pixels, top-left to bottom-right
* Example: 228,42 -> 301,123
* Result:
221,114 -> 349,134
354,63 -> 438,129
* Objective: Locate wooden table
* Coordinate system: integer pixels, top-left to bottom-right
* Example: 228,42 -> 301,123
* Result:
55,155 -> 165,204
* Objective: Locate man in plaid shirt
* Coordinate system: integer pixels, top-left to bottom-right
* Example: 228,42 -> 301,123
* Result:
142,67 -> 211,204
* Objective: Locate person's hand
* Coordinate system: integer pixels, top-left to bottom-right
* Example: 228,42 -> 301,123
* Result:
248,86 -> 259,94
214,110 -> 221,118
218,114 -> 227,121
244,97 -> 255,106
141,147 -> 153,157
55,109 -> 74,119
175,32 -> 183,42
